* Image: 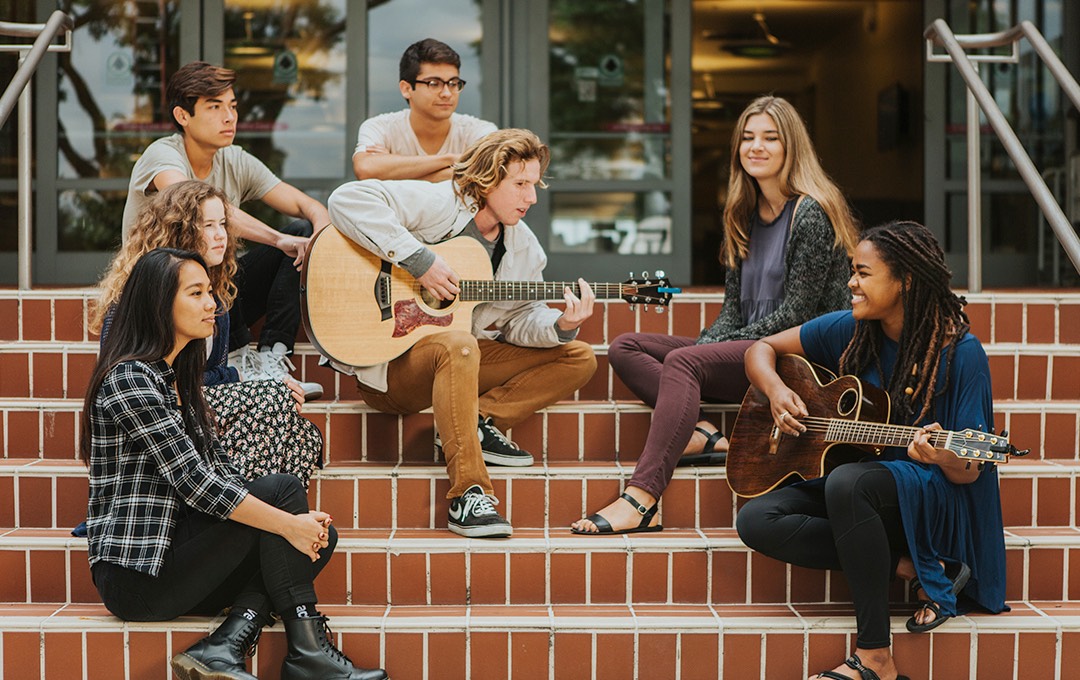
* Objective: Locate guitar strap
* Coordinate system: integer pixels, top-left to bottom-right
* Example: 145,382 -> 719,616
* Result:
490,224 -> 507,274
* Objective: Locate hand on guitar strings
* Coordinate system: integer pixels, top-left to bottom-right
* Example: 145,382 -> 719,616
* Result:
768,385 -> 807,437
907,422 -> 947,465
556,279 -> 596,331
417,254 -> 461,300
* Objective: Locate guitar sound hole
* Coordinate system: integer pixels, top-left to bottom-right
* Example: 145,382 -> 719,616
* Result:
419,289 -> 456,311
837,388 -> 858,416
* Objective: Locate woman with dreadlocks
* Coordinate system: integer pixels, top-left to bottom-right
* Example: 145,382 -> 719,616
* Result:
736,221 -> 1006,680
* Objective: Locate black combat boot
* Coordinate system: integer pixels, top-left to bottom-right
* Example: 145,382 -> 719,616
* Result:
281,615 -> 388,680
170,613 -> 262,680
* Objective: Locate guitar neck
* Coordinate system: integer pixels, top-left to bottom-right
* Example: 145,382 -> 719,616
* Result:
459,280 -> 628,302
812,417 -> 1006,463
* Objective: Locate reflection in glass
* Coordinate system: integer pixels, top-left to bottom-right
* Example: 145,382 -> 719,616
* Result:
58,189 -> 127,251
224,0 -> 348,177
548,0 -> 671,180
56,0 -> 182,180
550,192 -> 671,255
0,192 -> 23,251
366,0 -> 483,118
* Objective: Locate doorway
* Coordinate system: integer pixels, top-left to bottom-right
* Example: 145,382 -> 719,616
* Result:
690,0 -> 925,285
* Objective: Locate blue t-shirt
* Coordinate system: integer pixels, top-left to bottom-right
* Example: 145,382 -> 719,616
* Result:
799,310 -> 1007,616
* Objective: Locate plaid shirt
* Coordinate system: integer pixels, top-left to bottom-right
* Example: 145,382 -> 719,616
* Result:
87,360 -> 248,576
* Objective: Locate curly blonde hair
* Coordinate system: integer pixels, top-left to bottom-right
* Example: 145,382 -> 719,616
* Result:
452,129 -> 550,209
91,181 -> 237,333
722,96 -> 859,268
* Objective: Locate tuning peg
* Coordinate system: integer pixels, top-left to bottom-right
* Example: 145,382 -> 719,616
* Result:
628,304 -> 637,312
656,306 -> 666,314
655,269 -> 666,278
640,271 -> 650,279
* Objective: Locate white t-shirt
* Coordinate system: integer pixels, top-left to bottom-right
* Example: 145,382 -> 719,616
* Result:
353,109 -> 497,157
121,134 -> 281,240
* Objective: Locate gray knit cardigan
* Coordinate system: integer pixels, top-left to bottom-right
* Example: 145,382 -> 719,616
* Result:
697,195 -> 852,345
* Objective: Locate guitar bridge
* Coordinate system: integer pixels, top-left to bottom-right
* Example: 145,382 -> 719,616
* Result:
374,260 -> 393,321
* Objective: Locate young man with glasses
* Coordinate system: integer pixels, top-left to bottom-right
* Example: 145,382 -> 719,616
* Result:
352,38 -> 497,182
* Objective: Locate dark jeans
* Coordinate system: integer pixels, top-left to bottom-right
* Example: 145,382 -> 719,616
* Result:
736,463 -> 906,649
229,219 -> 312,353
608,332 -> 755,498
91,473 -> 337,622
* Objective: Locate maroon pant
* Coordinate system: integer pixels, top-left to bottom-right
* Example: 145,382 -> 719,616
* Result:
609,333 -> 755,498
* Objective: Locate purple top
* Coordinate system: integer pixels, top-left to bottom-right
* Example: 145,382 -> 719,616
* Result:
739,197 -> 795,326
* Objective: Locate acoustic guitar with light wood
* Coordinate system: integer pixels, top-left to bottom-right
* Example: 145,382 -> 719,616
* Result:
300,226 -> 680,367
725,354 -> 1026,498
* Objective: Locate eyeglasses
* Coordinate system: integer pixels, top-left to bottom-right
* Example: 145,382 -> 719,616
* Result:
411,77 -> 467,92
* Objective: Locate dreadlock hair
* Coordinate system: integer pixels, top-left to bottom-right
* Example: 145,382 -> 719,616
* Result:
837,221 -> 970,424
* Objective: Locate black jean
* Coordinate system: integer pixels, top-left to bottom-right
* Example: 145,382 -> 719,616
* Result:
92,473 -> 337,622
229,219 -> 312,353
735,462 -> 906,649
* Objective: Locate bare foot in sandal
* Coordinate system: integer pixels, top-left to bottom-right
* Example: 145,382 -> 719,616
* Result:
682,421 -> 729,456
809,649 -> 906,680
570,486 -> 661,535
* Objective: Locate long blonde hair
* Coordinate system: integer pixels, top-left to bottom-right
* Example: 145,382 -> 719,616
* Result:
91,181 -> 237,333
721,96 -> 858,268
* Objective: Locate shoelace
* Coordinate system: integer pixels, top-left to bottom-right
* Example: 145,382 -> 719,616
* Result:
481,419 -> 517,448
317,618 -> 355,666
234,348 -> 263,378
225,619 -> 262,659
461,491 -> 500,518
260,351 -> 296,381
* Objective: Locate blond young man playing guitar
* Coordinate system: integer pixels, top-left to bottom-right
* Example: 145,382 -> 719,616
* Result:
326,129 -> 597,538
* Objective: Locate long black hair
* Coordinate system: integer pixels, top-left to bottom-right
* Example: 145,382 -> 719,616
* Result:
838,221 -> 970,424
80,248 -> 216,463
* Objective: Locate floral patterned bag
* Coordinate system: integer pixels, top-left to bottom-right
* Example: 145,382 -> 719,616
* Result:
204,379 -> 323,488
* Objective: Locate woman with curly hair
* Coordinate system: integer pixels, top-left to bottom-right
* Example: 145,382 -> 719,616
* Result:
737,221 -> 1007,680
91,180 -> 322,485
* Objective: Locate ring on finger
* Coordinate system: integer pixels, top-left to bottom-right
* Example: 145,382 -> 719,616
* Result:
779,411 -> 789,420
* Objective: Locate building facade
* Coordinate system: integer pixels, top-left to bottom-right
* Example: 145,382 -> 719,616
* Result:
1,0 -> 1077,287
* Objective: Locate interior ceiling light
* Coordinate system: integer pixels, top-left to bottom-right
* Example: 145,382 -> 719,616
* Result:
703,10 -> 791,59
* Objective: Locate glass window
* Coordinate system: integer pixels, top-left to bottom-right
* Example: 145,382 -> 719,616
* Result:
548,0 -> 671,181
366,0 -> 484,118
550,191 -> 672,255
57,189 -> 128,251
56,0 -> 182,180
224,0 -> 348,178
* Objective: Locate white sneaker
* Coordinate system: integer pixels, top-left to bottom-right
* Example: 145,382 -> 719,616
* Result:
259,343 -> 324,401
228,346 -> 266,381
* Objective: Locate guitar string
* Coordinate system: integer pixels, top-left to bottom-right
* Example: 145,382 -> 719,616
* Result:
781,416 -> 1003,457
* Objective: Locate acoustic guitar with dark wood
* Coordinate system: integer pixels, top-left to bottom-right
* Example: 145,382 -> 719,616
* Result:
726,354 -> 1023,498
300,226 -> 680,367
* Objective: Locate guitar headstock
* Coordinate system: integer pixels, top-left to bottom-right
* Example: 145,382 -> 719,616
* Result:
621,270 -> 681,311
944,428 -> 1027,464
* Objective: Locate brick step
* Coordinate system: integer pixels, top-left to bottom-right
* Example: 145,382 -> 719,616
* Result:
3,526 -> 1078,608
0,600 -> 1076,680
4,287 -> 1079,343
3,458 -> 1079,531
2,394 -> 1077,464
4,337 -> 1080,406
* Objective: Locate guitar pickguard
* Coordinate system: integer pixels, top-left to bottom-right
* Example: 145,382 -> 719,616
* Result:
392,300 -> 453,337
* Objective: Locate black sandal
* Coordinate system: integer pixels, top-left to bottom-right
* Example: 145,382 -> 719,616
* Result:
906,561 -> 971,633
816,653 -> 910,680
677,426 -> 728,467
570,493 -> 663,535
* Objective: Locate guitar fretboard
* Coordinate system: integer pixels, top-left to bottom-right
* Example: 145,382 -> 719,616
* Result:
804,416 -> 1006,461
459,280 -> 631,301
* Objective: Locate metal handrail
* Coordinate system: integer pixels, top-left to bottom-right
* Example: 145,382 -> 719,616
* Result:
0,11 -> 74,291
925,19 -> 1080,292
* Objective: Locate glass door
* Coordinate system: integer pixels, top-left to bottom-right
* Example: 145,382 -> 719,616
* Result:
0,0 -> 199,284
510,0 -> 691,286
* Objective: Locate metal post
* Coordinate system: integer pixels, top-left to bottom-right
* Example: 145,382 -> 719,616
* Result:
17,50 -> 31,291
966,63 -> 981,293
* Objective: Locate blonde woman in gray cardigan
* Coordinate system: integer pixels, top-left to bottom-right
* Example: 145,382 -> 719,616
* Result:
573,95 -> 858,535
